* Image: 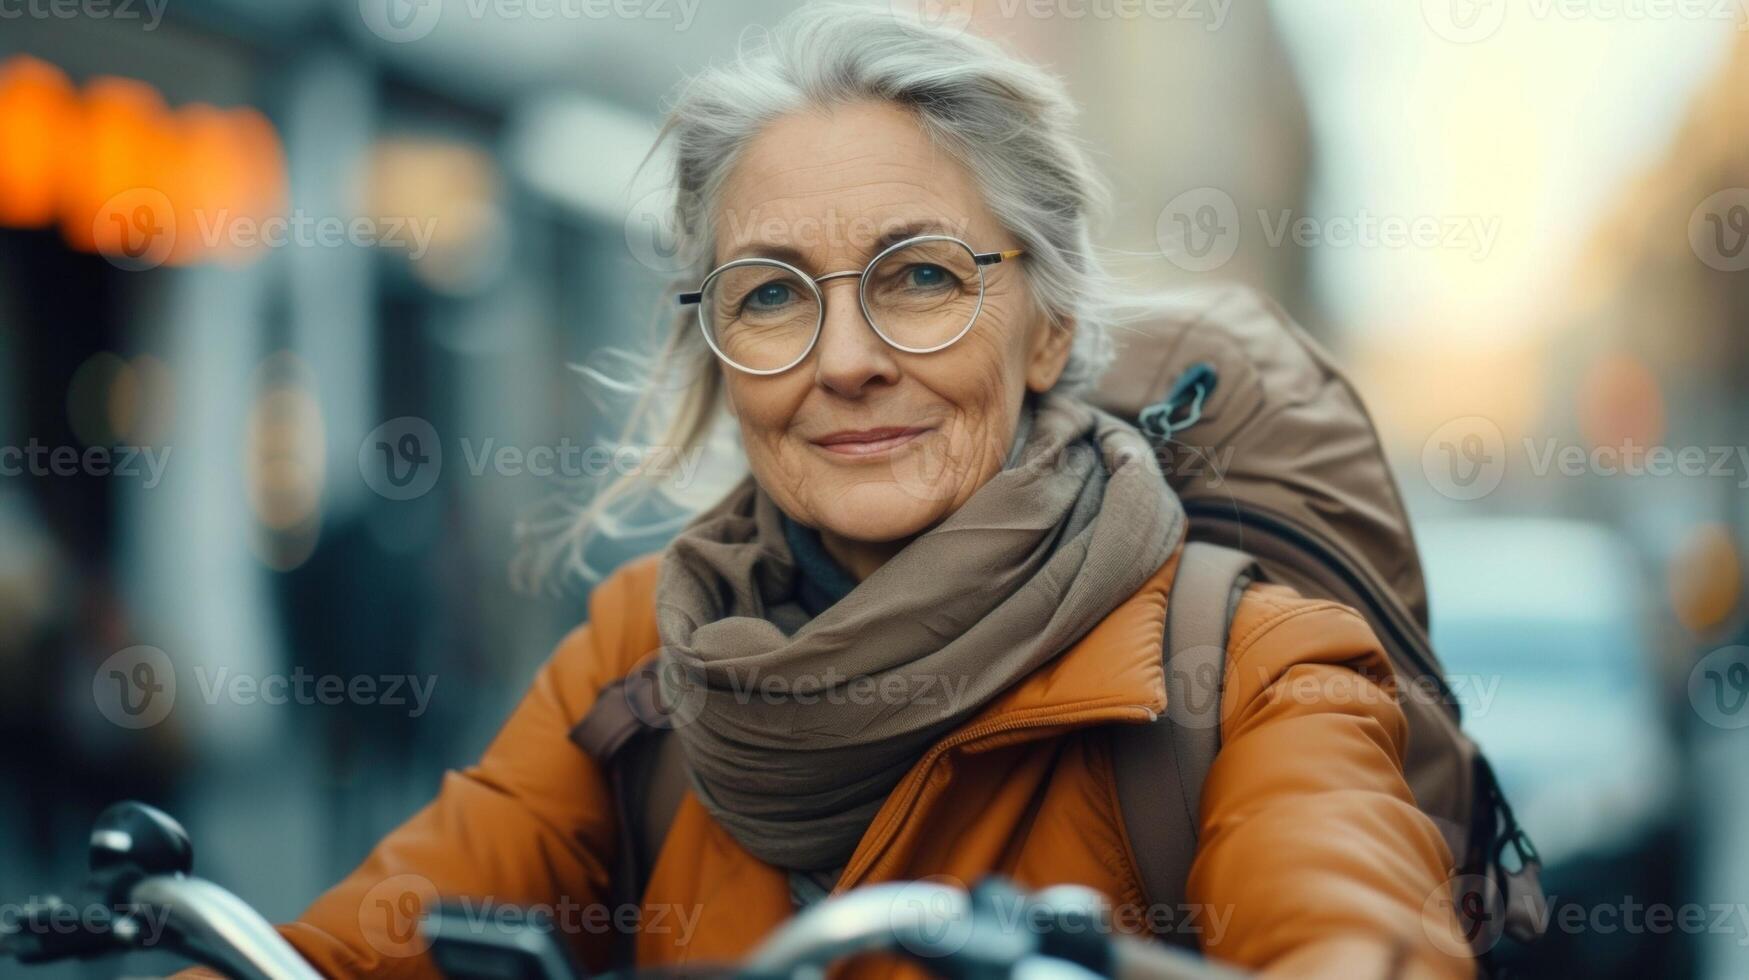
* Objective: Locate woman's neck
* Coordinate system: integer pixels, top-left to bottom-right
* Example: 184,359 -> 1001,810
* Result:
818,529 -> 912,583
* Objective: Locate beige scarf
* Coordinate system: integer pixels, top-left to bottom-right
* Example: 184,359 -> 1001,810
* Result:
654,392 -> 1184,871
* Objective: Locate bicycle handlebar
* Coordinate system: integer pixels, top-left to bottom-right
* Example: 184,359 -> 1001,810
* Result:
128,874 -> 323,980
5,802 -> 1245,980
744,879 -> 1243,980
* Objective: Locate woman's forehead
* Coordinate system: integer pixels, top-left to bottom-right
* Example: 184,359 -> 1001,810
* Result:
711,102 -> 994,264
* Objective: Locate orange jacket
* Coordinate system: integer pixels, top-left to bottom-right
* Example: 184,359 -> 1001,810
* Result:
238,549 -> 1474,979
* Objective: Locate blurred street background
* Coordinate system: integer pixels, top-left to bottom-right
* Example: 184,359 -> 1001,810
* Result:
1,1 -> 1746,976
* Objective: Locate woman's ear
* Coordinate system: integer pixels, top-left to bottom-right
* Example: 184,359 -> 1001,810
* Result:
1024,314 -> 1075,393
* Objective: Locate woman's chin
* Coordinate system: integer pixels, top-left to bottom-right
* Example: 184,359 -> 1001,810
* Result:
810,483 -> 957,546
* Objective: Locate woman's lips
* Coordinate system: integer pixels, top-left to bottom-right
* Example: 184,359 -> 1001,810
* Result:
810,426 -> 934,457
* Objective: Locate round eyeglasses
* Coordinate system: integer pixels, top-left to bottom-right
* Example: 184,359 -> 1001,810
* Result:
677,234 -> 1025,375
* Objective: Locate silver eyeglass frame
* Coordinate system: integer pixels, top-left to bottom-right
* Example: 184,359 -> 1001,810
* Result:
677,234 -> 1026,376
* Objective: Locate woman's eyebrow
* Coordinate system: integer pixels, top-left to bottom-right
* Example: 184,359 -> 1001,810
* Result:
873,219 -> 960,247
717,218 -> 963,268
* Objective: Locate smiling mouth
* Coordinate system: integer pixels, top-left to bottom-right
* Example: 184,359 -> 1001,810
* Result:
810,426 -> 935,458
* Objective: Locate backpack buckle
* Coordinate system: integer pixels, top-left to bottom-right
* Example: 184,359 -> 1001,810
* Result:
1139,362 -> 1218,440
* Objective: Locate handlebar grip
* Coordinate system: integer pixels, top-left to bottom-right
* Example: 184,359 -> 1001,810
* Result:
130,876 -> 323,980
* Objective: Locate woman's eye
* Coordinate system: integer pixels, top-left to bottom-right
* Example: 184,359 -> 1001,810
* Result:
906,264 -> 950,288
747,282 -> 794,309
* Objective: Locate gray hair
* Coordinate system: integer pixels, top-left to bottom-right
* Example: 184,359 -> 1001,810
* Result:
519,2 -> 1136,591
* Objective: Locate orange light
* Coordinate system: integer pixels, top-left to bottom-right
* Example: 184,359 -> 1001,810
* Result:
1576,352 -> 1666,453
0,56 -> 77,229
0,57 -> 289,268
1669,523 -> 1744,636
62,76 -> 176,261
168,104 -> 248,266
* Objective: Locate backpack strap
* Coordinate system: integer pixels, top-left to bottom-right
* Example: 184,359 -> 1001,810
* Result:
1112,541 -> 1258,949
567,661 -> 688,967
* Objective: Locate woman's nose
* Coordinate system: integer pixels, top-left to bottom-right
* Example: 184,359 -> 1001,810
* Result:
812,279 -> 899,397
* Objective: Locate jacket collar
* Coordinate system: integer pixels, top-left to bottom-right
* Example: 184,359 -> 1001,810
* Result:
955,543 -> 1178,739
783,512 -> 1177,735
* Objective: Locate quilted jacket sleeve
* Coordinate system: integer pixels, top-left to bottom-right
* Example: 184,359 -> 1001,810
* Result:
1190,583 -> 1477,980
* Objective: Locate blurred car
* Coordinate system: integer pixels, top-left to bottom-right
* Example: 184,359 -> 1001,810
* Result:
1417,517 -> 1692,978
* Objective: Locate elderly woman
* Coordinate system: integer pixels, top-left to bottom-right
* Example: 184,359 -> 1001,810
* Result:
270,6 -> 1471,979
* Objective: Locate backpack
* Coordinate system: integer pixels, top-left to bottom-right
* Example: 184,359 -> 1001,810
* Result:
568,284 -> 1547,964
